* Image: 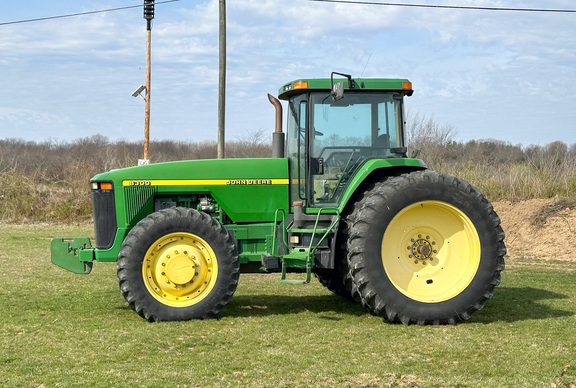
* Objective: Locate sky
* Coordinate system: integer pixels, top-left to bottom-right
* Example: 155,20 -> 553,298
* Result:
1,0 -> 575,147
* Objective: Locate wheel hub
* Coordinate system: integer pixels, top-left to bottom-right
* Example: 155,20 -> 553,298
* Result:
143,232 -> 219,307
164,250 -> 197,285
408,235 -> 437,265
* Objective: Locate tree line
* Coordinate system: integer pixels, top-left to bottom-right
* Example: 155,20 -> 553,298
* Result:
1,117 -> 575,222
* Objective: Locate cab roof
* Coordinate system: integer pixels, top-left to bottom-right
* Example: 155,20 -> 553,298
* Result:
278,78 -> 413,100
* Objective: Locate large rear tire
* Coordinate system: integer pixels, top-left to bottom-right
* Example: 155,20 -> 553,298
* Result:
117,207 -> 239,322
348,171 -> 505,325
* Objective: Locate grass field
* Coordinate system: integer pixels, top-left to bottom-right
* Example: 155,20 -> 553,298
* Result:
1,224 -> 575,388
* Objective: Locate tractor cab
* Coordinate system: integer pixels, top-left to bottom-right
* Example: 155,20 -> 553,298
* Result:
278,74 -> 413,207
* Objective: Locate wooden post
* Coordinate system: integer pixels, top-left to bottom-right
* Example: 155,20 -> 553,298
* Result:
217,0 -> 226,159
144,27 -> 151,162
141,0 -> 154,165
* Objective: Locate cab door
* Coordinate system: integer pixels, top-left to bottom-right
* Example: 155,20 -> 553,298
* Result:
286,93 -> 309,206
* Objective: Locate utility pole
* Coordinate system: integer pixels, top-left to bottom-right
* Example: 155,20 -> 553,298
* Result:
217,0 -> 226,159
142,0 -> 155,165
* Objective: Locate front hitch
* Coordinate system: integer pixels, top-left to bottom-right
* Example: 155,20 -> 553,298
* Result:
51,237 -> 94,274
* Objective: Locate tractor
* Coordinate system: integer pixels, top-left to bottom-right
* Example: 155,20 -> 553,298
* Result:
51,73 -> 505,324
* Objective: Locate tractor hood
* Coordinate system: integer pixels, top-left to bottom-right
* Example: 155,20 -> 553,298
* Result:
91,158 -> 290,225
93,158 -> 289,183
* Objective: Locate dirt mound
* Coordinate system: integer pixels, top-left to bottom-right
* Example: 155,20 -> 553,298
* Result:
493,198 -> 576,261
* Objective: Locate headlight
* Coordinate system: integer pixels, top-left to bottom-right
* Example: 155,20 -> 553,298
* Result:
91,182 -> 113,191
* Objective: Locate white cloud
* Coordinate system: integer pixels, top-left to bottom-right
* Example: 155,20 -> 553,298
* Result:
0,107 -> 68,126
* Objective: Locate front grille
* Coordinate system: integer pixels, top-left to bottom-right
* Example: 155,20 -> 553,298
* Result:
124,185 -> 157,224
92,187 -> 117,249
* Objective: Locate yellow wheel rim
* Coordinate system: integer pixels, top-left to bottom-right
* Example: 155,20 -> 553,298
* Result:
381,201 -> 481,303
142,232 -> 218,307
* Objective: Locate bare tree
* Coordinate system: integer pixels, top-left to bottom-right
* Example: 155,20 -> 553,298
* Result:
405,112 -> 458,169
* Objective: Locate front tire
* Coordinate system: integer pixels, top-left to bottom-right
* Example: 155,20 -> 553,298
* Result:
117,207 -> 239,322
348,171 -> 505,325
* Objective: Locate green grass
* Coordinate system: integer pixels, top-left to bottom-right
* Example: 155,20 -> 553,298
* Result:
1,224 -> 575,387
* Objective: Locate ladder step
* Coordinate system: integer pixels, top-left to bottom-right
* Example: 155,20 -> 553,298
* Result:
289,228 -> 331,233
280,278 -> 309,285
280,254 -> 312,284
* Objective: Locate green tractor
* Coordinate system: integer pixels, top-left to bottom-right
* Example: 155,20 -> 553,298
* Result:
51,73 -> 505,324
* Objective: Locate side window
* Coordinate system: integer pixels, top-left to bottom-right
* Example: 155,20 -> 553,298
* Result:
286,94 -> 308,203
377,97 -> 403,150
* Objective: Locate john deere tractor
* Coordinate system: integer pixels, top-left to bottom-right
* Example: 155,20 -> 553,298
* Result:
51,73 -> 505,324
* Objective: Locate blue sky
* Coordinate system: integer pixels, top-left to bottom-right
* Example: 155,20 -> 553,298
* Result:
1,0 -> 575,147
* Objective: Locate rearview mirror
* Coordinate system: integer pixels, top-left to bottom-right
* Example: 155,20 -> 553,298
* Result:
331,81 -> 345,101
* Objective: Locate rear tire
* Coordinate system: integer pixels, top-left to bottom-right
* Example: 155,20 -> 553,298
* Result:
313,267 -> 351,299
117,207 -> 239,322
348,170 -> 505,324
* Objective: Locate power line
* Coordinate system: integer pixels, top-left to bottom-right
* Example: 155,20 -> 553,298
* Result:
306,0 -> 576,13
0,0 -> 182,27
3,0 -> 572,27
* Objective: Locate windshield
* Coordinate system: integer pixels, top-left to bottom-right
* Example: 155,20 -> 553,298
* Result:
310,92 -> 404,152
286,91 -> 405,207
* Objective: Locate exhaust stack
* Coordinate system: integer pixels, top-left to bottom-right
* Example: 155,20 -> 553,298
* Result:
267,93 -> 285,158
